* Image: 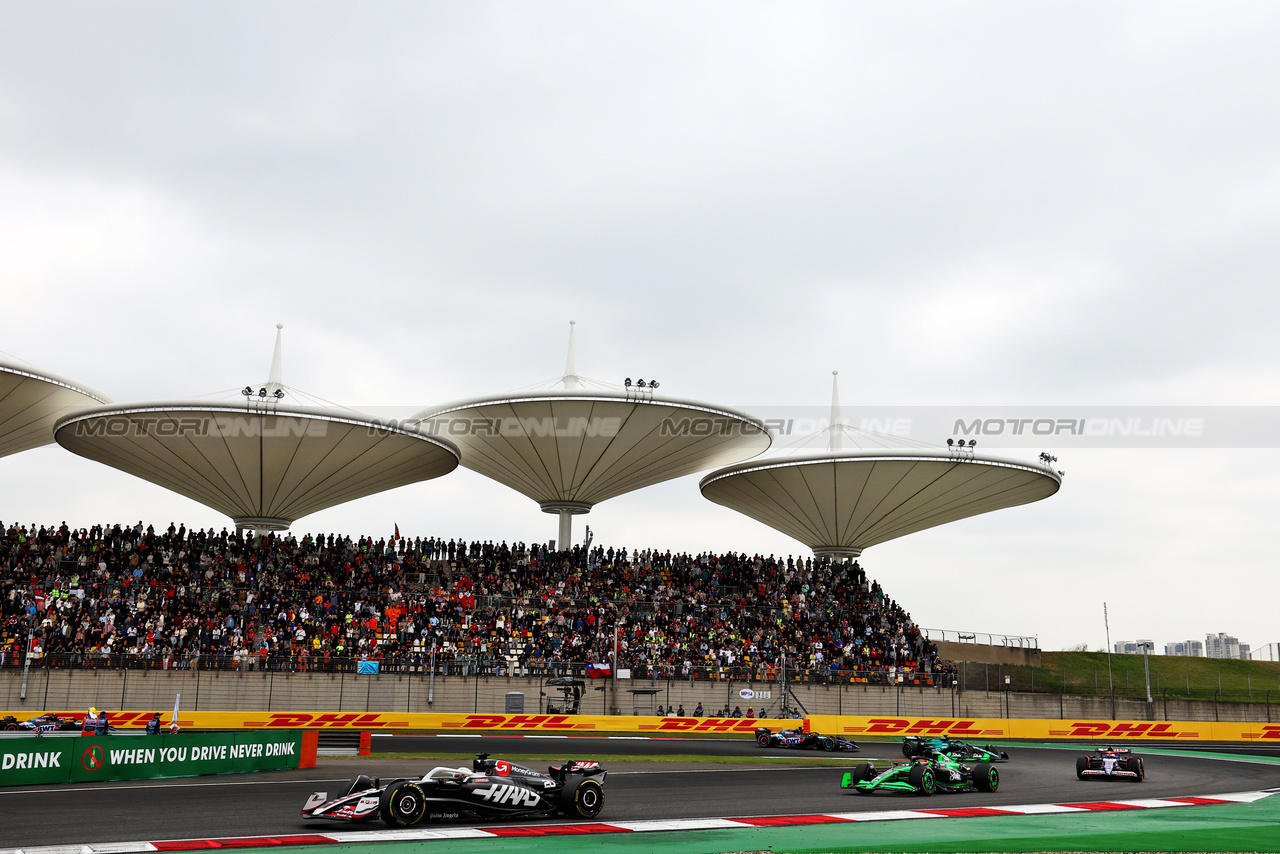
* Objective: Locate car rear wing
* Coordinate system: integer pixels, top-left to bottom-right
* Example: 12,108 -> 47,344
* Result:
550,760 -> 606,783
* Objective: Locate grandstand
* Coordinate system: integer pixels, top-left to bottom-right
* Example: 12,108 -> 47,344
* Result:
0,519 -> 944,689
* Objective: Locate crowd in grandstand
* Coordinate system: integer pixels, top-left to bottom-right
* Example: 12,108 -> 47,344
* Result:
0,520 -> 948,683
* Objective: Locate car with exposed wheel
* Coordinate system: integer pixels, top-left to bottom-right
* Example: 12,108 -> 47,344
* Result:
841,754 -> 1000,796
1076,746 -> 1144,781
754,727 -> 859,751
301,754 -> 607,826
16,714 -> 83,732
902,735 -> 1009,762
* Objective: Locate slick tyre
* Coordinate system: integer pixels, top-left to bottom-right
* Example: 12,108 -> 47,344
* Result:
566,778 -> 605,818
1076,756 -> 1088,780
901,741 -> 915,758
974,765 -> 999,793
822,737 -> 837,752
1,722 -> 16,732
757,733 -> 772,747
908,765 -> 936,796
380,781 -> 427,828
847,763 -> 875,795
1128,757 -> 1145,782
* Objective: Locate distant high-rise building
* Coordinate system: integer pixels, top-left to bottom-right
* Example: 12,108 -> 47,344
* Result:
1113,639 -> 1153,655
1206,633 -> 1246,659
1165,640 -> 1204,657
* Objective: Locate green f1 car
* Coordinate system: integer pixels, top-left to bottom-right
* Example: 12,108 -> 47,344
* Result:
841,754 -> 1000,796
902,735 -> 1009,762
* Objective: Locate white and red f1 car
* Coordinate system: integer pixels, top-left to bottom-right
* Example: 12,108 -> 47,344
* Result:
1076,746 -> 1145,781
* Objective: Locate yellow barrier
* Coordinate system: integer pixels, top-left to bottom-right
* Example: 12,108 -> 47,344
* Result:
1,710 -> 796,733
9,710 -> 1277,741
808,714 -> 1280,742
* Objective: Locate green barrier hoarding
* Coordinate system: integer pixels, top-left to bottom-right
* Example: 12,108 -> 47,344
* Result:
0,740 -> 74,785
1,731 -> 307,786
70,731 -> 304,782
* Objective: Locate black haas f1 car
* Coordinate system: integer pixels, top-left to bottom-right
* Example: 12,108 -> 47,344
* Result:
902,735 -> 1009,762
755,727 -> 859,752
1076,746 -> 1145,782
302,754 -> 607,827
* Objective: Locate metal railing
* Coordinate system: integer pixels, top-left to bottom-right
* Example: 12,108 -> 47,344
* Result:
921,628 -> 1039,649
3,651 -> 945,686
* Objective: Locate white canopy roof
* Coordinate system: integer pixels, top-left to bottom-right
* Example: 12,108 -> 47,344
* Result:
0,357 -> 111,459
415,390 -> 772,512
700,449 -> 1061,558
55,401 -> 459,530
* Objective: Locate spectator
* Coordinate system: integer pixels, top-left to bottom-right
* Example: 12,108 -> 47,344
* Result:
0,521 -> 942,686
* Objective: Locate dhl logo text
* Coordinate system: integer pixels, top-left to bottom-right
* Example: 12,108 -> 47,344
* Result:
1242,725 -> 1280,740
245,713 -> 407,728
1049,722 -> 1197,738
639,718 -> 764,732
19,711 -> 194,728
846,719 -> 991,736
443,715 -> 591,730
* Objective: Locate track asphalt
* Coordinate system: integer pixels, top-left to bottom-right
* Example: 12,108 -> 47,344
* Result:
1,737 -> 1278,852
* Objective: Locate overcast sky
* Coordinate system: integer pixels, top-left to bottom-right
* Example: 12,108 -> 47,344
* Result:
2,2 -> 1278,656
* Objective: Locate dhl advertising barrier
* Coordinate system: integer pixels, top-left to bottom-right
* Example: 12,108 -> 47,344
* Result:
0,730 -> 317,787
7,710 -> 1279,741
808,714 -> 1280,743
3,710 -> 800,732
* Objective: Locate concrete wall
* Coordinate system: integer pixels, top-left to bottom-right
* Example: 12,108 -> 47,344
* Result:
935,640 -> 1042,667
3,668 -> 1276,723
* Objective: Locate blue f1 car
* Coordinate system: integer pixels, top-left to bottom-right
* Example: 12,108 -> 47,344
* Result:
755,727 -> 859,751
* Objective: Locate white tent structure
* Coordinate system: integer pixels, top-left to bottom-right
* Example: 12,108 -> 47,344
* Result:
0,355 -> 110,459
700,372 -> 1061,558
414,321 -> 772,546
54,326 -> 459,531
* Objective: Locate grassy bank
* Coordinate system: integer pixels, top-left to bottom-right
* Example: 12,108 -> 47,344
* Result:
961,650 -> 1280,704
